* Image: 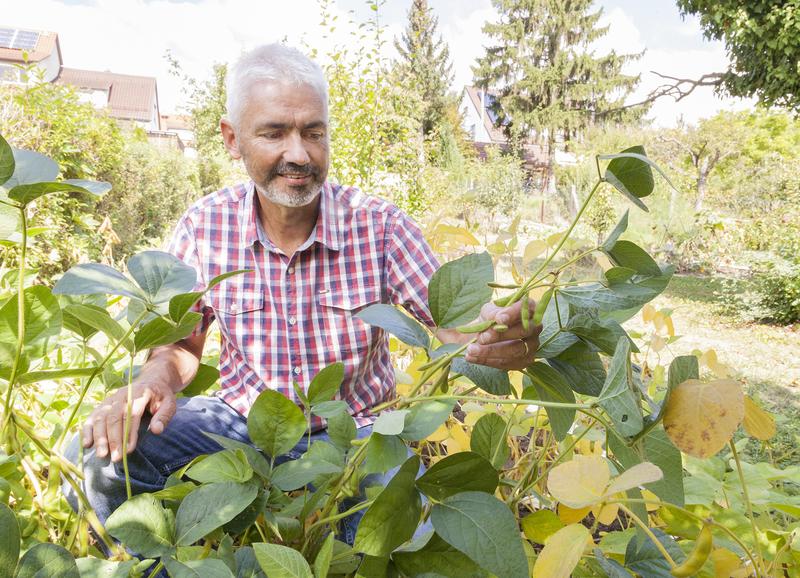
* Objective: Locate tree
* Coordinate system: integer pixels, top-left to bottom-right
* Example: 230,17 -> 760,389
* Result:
473,0 -> 641,191
675,0 -> 800,111
393,0 -> 454,136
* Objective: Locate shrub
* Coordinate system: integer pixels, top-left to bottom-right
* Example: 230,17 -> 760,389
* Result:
752,258 -> 800,324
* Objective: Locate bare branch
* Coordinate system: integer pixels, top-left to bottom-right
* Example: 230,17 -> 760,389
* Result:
597,71 -> 726,116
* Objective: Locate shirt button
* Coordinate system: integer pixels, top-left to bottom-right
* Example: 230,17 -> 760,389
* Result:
230,303 -> 238,313
293,366 -> 301,375
288,266 -> 295,274
288,315 -> 296,326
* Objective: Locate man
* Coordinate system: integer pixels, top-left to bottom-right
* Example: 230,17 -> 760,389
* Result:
67,44 -> 540,541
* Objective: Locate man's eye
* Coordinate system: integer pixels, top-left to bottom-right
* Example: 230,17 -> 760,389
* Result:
261,132 -> 282,139
306,132 -> 325,141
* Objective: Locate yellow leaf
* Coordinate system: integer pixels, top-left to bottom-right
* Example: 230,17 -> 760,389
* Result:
702,349 -> 732,378
743,396 -> 776,440
532,524 -> 592,578
425,423 -> 449,442
463,410 -> 488,427
523,240 -> 548,265
593,502 -> 619,526
510,371 -> 524,396
664,315 -> 675,337
433,224 -> 480,246
641,489 -> 661,511
548,455 -> 610,508
445,423 -> 470,453
521,509 -> 564,544
546,231 -> 565,247
651,335 -> 666,352
642,304 -> 656,324
663,379 -> 745,458
487,241 -> 507,255
652,311 -> 665,331
710,547 -> 742,577
558,503 -> 591,524
605,462 -> 663,497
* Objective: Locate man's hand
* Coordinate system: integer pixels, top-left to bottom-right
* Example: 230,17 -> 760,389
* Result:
82,381 -> 177,462
463,299 -> 542,370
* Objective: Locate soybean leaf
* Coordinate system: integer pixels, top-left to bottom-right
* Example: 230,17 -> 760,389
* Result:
373,411 -> 410,436
175,481 -> 258,546
547,454 -> 610,509
63,304 -> 132,351
15,543 -> 79,578
247,389 -> 307,457
604,240 -> 662,277
252,543 -> 313,578
598,338 -> 643,437
470,413 -> 510,469
325,409 -> 357,452
3,148 -> 58,189
184,449 -> 253,484
0,196 -> 18,239
602,210 -> 629,252
593,549 -> 633,578
536,292 -> 578,359
224,489 -> 267,536
354,456 -> 422,556
0,133 -> 14,184
8,181 -> 90,206
163,557 -> 234,578
0,285 -> 62,367
532,523 -> 592,578
168,269 -> 250,322
17,367 -> 98,385
668,355 -> 699,392
599,149 -> 677,193
400,399 -> 455,441
127,251 -> 197,304
428,252 -> 493,328
311,400 -> 348,419
133,313 -> 201,352
355,556 -> 392,576
608,427 -> 684,507
432,492 -> 528,578
602,146 -> 654,211
364,433 -> 408,475
355,304 -> 430,349
202,433 -> 273,479
521,510 -> 564,545
329,541 -> 361,575
181,363 -> 220,397
416,452 -> 498,501
451,358 -> 511,395
549,341 -> 606,397
393,533 -> 490,578
234,547 -> 267,578
605,267 -> 637,286
567,311 -> 638,356
53,262 -> 146,301
105,493 -> 176,557
271,454 -> 342,491
62,179 -> 111,196
75,558 -> 138,578
0,503 -> 19,578
624,528 -> 685,577
559,266 -> 674,313
314,533 -> 335,578
307,362 -> 345,406
524,362 -> 576,441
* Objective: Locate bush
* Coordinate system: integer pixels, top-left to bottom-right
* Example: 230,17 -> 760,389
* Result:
752,259 -> 800,324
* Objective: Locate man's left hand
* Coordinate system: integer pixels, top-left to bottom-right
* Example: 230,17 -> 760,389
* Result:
463,299 -> 542,371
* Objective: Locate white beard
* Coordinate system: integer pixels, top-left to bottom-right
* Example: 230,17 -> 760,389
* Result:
257,182 -> 322,208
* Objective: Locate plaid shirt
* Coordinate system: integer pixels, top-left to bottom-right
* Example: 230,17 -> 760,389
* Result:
167,181 -> 439,429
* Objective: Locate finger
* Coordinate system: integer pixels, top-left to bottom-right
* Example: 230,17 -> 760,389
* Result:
149,394 -> 176,435
92,411 -> 110,458
82,417 -> 95,448
105,404 -> 125,462
465,336 -> 539,370
479,321 -> 542,344
126,394 -> 151,454
477,299 -> 537,342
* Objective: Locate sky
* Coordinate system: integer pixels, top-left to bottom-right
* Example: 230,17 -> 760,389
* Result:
8,0 -> 754,126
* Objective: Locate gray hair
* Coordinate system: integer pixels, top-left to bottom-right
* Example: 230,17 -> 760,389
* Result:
225,44 -> 328,128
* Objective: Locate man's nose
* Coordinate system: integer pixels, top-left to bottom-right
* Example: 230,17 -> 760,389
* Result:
283,132 -> 310,165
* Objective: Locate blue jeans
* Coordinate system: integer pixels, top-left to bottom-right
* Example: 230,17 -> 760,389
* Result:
63,395 -> 427,551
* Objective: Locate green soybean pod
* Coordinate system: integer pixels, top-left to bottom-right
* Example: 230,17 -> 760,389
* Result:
533,288 -> 553,325
521,294 -> 530,332
456,319 -> 494,334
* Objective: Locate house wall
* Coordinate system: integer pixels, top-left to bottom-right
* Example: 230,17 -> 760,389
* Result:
460,90 -> 492,143
39,50 -> 60,82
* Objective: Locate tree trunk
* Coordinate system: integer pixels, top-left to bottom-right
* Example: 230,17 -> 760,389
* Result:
540,133 -> 557,223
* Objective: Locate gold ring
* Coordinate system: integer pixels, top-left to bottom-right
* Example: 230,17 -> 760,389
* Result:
520,339 -> 530,357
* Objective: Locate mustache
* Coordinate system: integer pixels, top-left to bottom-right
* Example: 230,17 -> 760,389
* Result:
270,162 -> 319,178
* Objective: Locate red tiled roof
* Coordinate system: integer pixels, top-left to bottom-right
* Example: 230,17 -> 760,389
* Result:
0,29 -> 60,64
56,67 -> 158,125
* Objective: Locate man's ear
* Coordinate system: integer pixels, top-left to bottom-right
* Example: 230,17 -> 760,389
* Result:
220,118 -> 242,160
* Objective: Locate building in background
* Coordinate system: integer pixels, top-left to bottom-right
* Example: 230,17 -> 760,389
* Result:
0,27 -> 61,82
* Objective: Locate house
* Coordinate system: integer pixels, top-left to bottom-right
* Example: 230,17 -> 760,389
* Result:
56,68 -> 162,131
159,114 -> 196,158
0,27 -> 62,83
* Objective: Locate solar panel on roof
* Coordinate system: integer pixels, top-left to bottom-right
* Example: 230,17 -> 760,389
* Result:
12,31 -> 39,50
0,28 -> 14,49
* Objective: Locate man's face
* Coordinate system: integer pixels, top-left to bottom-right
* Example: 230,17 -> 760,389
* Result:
224,80 -> 329,207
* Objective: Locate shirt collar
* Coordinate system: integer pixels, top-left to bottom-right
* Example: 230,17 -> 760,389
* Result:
240,181 -> 342,251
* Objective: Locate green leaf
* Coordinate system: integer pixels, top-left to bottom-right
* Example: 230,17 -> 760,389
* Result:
234,547 -> 267,578
271,452 -> 342,491
0,285 -> 62,368
133,313 -> 201,352
252,543 -> 313,578
567,311 -> 638,356
181,363 -> 220,397
53,263 -> 146,301
602,210 -> 629,252
354,456 -> 422,556
428,252 -> 494,328
0,134 -> 14,185
325,409 -> 357,452
521,509 -> 564,545
470,413 -> 509,469
602,146 -> 655,211
17,367 -> 98,385
593,549 -> 633,578
311,400 -> 348,419
167,270 -> 251,323
604,240 -> 662,277
175,481 -> 258,546
431,491 -> 528,578
4,148 -> 58,189
203,433 -> 271,479
15,543 -> 79,578
624,528 -> 685,577
355,304 -> 430,349
127,251 -> 197,304
247,389 -> 307,458
549,341 -> 606,397
8,181 -> 90,206
668,355 -> 699,391
598,338 -> 643,437
0,194 -> 19,239
536,291 -> 579,358
364,433 -> 408,475
393,533 -> 490,578
224,488 -> 267,535
63,304 -> 132,350
314,533 -> 335,578
307,362 -> 344,406
62,179 -> 112,196
105,493 -> 176,557
163,556 -> 235,578
399,399 -> 455,441
0,503 -> 19,578
451,358 -> 511,395
74,558 -> 138,578
604,267 -> 637,286
184,449 -> 253,484
525,362 -> 576,441
559,266 -> 674,313
373,411 -> 410,436
608,427 -> 685,507
416,452 -> 499,500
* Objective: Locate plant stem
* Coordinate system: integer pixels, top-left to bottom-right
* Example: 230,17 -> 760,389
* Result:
730,440 -> 766,575
618,504 -> 677,569
122,353 -> 135,499
307,499 -> 375,532
146,561 -> 164,578
407,394 -> 593,410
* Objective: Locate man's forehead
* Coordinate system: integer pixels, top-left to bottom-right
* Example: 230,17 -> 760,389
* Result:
243,80 -> 328,123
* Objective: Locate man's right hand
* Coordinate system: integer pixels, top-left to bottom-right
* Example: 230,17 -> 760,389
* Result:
82,381 -> 177,462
